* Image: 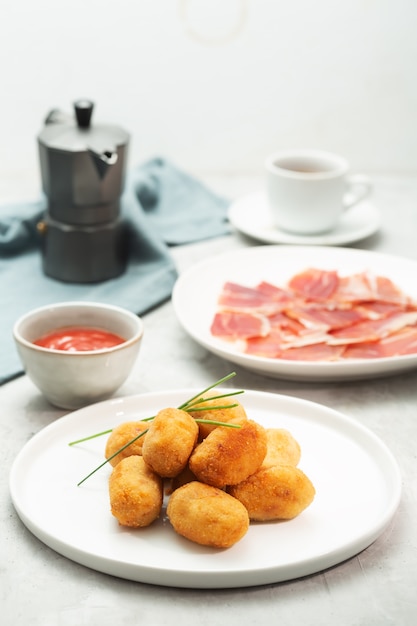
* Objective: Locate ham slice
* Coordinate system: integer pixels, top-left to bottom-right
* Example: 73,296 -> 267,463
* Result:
397,327 -> 417,354
217,282 -> 285,315
288,268 -> 339,300
211,311 -> 270,340
334,272 -> 411,305
245,327 -> 331,356
267,311 -> 305,334
355,301 -> 407,320
328,311 -> 417,345
255,281 -> 293,304
285,305 -> 366,331
278,343 -> 346,362
334,272 -> 377,302
211,268 -> 417,362
344,326 -> 417,359
245,329 -> 289,358
373,275 -> 411,304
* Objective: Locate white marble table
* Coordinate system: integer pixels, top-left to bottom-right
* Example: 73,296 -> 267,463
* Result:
2,175 -> 417,625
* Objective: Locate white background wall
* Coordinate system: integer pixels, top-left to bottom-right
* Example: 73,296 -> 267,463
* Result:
1,0 -> 417,194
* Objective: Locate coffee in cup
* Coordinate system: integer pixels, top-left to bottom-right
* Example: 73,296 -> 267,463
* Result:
265,149 -> 372,235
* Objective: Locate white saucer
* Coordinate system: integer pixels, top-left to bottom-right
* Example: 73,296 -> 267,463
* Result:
228,191 -> 381,246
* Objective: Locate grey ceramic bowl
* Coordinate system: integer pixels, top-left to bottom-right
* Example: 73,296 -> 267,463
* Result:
13,301 -> 144,410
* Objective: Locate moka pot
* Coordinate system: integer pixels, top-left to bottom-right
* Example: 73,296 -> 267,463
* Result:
37,100 -> 130,283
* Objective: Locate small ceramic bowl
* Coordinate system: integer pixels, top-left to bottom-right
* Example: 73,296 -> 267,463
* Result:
13,301 -> 144,410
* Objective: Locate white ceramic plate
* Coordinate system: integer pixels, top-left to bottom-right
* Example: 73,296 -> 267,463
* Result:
172,245 -> 417,381
10,389 -> 401,589
228,192 -> 381,246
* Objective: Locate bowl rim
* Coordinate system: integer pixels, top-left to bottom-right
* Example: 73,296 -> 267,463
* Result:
13,301 -> 144,356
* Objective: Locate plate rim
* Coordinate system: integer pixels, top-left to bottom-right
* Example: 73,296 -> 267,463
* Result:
172,245 -> 417,381
9,388 -> 402,588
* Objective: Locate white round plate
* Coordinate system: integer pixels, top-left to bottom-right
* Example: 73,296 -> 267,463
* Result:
228,192 -> 381,246
10,389 -> 401,589
172,245 -> 417,381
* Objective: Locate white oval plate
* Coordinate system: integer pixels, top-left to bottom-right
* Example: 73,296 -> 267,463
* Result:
10,389 -> 401,589
172,245 -> 417,381
228,192 -> 381,246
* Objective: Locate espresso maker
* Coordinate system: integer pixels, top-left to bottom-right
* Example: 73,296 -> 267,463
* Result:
37,100 -> 130,283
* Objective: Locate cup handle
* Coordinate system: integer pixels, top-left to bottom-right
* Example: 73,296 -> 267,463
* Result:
343,174 -> 372,210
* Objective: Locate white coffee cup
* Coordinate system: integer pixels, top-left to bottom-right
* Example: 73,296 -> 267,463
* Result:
265,149 -> 372,235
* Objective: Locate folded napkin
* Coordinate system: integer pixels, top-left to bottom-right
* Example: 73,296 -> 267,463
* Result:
0,158 -> 230,385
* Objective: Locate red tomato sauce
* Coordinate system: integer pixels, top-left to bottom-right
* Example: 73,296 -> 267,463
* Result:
33,327 -> 126,352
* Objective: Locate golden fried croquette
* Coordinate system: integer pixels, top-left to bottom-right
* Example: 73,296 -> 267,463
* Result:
261,428 -> 301,468
228,464 -> 315,521
105,420 -> 148,466
109,455 -> 163,527
167,481 -> 249,548
141,408 -> 199,478
186,392 -> 247,440
189,419 -> 267,488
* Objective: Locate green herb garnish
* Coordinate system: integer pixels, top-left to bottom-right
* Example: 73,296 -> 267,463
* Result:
74,372 -> 243,486
77,429 -> 148,487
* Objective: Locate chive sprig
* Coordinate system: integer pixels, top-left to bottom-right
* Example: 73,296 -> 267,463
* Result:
72,372 -> 243,486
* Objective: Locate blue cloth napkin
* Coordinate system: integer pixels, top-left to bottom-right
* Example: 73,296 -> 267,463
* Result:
0,157 -> 230,384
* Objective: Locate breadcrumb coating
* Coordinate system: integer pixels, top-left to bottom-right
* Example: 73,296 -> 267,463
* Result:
142,408 -> 199,477
261,428 -> 301,468
229,464 -> 316,521
189,419 -> 267,488
109,455 -> 163,527
167,481 -> 249,548
105,420 -> 148,466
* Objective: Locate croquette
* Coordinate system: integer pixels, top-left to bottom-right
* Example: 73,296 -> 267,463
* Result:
228,464 -> 316,521
189,419 -> 267,488
261,428 -> 301,468
167,481 -> 249,548
105,420 -> 148,466
141,407 -> 199,477
109,455 -> 163,527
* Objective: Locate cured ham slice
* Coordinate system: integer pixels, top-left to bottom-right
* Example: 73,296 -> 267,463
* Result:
255,281 -> 293,304
334,272 -> 411,305
245,329 -> 289,358
285,305 -> 366,331
328,311 -> 417,345
245,327 -> 330,356
288,268 -> 339,301
267,312 -> 305,334
342,342 -> 384,360
355,301 -> 407,320
334,272 -> 377,303
210,268 -> 417,362
211,311 -> 270,340
278,343 -> 345,362
344,326 -> 417,359
396,327 -> 417,355
373,274 -> 411,304
217,282 -> 285,315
